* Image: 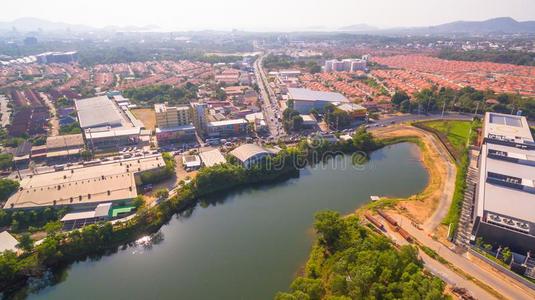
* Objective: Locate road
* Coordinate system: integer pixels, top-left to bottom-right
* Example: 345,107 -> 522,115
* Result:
253,54 -> 286,138
382,218 -> 498,300
392,213 -> 535,300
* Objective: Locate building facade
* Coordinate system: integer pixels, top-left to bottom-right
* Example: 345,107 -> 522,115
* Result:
206,119 -> 248,138
472,113 -> 535,260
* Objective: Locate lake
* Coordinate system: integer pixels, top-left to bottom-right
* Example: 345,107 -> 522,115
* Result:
26,143 -> 428,300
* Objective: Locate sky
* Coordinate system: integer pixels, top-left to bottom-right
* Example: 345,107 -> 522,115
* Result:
2,0 -> 535,31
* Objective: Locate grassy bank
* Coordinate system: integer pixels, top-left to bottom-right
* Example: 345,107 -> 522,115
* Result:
414,119 -> 480,235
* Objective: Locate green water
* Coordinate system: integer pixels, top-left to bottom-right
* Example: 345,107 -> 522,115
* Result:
27,143 -> 428,300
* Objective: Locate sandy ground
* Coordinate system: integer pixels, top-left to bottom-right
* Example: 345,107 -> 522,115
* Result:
132,108 -> 156,131
370,125 -> 457,238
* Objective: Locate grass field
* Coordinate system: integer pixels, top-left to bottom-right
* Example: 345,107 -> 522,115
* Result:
132,108 -> 156,131
423,120 -> 472,154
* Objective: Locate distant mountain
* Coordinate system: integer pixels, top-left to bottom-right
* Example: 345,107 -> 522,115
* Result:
423,17 -> 535,34
0,18 -> 161,33
338,24 -> 379,32
0,17 -> 93,32
335,18 -> 535,35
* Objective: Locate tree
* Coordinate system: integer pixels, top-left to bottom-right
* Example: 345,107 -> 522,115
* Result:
501,247 -> 512,264
80,149 -> 92,161
400,99 -> 411,113
154,188 -> 169,199
283,108 -> 302,131
352,128 -> 378,151
0,153 -> 13,171
310,65 -> 322,74
44,221 -> 62,236
133,195 -> 145,208
391,91 -> 409,106
17,233 -> 34,252
313,211 -> 345,252
0,179 -> 19,202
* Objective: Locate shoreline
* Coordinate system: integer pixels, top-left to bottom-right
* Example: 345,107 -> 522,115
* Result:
363,125 -> 455,239
4,137 -> 432,297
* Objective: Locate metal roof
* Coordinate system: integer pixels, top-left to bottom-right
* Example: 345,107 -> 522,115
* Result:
199,149 -> 226,167
229,144 -> 270,163
288,88 -> 349,103
75,96 -> 125,129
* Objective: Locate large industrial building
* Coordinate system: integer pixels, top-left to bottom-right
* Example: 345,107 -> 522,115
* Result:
75,95 -> 145,150
36,51 -> 78,64
4,155 -> 164,210
287,88 -> 350,114
472,113 -> 535,264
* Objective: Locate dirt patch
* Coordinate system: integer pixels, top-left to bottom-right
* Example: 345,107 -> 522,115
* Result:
132,108 -> 156,131
370,125 -> 456,237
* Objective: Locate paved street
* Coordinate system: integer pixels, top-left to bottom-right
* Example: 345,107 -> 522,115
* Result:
391,213 -> 535,300
254,54 -> 286,138
382,220 -> 498,300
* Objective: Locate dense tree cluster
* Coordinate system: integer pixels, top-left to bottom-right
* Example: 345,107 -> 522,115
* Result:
276,212 -> 446,300
283,108 -> 304,132
438,49 -> 535,66
123,83 -> 198,107
139,152 -> 176,184
0,153 -> 14,171
0,206 -> 67,232
263,54 -> 294,69
59,121 -> 82,135
391,86 -> 535,119
0,178 -> 19,202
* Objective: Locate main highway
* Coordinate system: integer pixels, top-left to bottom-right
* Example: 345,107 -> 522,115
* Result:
253,54 -> 286,138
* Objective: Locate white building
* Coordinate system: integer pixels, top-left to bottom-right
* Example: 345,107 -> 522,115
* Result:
230,144 -> 273,169
473,112 -> 535,256
324,58 -> 367,72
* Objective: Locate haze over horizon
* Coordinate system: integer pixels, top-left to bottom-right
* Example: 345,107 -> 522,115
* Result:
2,0 -> 535,31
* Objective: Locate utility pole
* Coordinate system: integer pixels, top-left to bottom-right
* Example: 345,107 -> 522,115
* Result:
441,101 -> 446,119
474,101 -> 480,117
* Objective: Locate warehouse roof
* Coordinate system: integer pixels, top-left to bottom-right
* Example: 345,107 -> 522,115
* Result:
199,149 -> 226,167
288,88 -> 349,103
230,144 -> 270,163
4,155 -> 164,209
75,96 -> 125,129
